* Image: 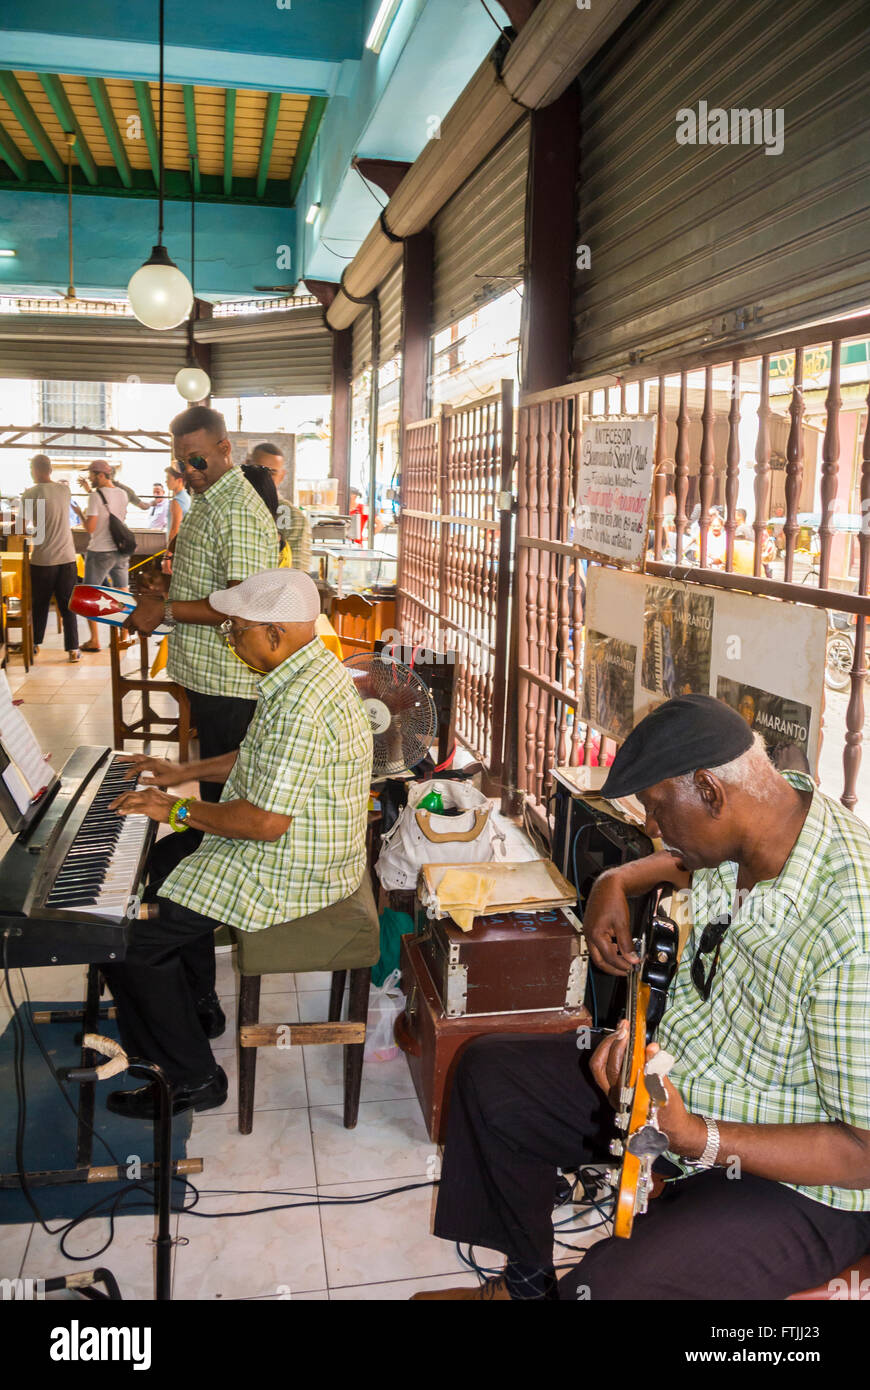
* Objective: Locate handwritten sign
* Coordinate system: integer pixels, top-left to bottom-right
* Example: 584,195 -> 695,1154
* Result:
573,416 -> 656,568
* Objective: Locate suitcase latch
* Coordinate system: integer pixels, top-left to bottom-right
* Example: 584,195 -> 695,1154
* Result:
446,962 -> 468,1016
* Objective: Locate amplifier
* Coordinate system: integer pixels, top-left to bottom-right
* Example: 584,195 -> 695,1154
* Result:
551,769 -> 655,1028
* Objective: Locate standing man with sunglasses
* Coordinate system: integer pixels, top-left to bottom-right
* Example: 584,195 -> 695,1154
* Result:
125,406 -> 278,1038
415,694 -> 870,1301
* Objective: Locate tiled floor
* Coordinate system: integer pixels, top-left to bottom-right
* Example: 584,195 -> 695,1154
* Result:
0,633 -> 608,1300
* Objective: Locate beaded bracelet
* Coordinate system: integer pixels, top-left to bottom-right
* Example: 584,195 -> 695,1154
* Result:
169,797 -> 193,833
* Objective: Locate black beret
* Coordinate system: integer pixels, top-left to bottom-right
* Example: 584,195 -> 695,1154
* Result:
599,694 -> 755,799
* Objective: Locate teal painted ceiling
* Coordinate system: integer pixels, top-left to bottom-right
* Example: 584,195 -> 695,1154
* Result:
0,0 -> 510,299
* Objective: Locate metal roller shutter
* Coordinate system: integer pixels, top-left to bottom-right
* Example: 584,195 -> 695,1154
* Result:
432,118 -> 529,334
377,260 -> 403,366
351,307 -> 374,380
573,0 -> 870,377
0,316 -> 187,383
199,306 -> 333,396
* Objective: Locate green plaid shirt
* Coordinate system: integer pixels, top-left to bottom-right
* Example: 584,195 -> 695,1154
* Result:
660,772 -> 870,1211
162,638 -> 372,929
167,467 -> 279,698
277,495 -> 312,573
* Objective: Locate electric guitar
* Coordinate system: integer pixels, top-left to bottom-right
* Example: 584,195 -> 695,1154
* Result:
610,885 -> 678,1238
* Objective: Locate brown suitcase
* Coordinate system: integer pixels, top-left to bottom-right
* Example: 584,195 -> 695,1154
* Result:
415,904 -> 588,1017
396,932 -> 590,1144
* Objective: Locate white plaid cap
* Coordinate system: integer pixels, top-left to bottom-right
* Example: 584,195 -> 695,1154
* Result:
209,567 -> 320,623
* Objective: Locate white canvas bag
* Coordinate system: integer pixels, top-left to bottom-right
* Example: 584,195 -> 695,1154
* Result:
375,779 -> 506,891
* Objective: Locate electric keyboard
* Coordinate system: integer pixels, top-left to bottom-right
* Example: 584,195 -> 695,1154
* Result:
0,746 -> 155,968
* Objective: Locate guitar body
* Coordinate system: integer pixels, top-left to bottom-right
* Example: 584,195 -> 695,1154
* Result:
612,888 -> 678,1238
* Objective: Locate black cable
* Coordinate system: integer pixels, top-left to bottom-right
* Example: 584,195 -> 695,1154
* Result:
353,163 -> 387,210
479,0 -> 510,40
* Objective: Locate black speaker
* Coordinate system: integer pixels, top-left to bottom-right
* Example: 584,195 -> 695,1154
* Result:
551,774 -> 654,1028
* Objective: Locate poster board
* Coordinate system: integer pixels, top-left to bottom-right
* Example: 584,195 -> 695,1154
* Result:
583,569 -> 827,773
227,432 -> 296,499
572,416 -> 657,569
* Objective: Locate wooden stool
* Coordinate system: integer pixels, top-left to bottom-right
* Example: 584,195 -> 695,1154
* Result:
110,630 -> 193,757
230,875 -> 380,1133
2,538 -> 34,671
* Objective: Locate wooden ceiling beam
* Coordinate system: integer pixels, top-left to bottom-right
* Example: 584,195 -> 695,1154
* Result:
256,92 -> 282,200
85,77 -> 133,188
0,72 -> 64,182
288,95 -> 326,206
0,121 -> 27,181
182,86 -> 200,194
133,81 -> 160,189
223,88 -> 236,197
38,74 -> 98,186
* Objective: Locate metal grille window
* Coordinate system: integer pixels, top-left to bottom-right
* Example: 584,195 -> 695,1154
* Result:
38,379 -> 110,455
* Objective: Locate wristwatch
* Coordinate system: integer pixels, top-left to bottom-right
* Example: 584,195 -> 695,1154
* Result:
162,601 -> 177,629
685,1116 -> 721,1170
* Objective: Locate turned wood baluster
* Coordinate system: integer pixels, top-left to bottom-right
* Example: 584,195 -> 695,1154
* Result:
818,342 -> 842,590
783,348 -> 805,584
698,366 -> 715,569
674,373 -> 690,563
547,401 -> 561,689
570,557 -> 584,765
843,382 -> 870,810
724,360 -> 740,572
537,403 -> 552,696
652,377 -> 667,560
524,407 -> 541,797
753,356 -> 772,577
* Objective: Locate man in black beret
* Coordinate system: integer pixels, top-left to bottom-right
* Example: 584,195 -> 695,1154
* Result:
413,695 -> 870,1300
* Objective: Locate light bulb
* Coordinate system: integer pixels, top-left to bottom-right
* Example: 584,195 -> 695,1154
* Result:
175,365 -> 211,401
128,245 -> 194,330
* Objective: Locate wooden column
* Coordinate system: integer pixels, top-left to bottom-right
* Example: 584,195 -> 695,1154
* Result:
331,328 -> 352,515
522,84 -> 580,395
400,229 -> 434,435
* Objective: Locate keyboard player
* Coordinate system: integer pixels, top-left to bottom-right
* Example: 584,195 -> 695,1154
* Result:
103,569 -> 372,1120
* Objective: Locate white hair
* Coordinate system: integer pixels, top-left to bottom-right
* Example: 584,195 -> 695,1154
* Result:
671,732 -> 775,798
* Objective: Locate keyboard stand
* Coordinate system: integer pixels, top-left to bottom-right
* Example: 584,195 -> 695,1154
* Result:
0,963 -> 203,1299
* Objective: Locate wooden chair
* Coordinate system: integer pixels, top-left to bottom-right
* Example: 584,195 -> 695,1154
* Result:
230,875 -> 380,1132
2,538 -> 35,672
109,629 -> 193,757
787,1251 -> 870,1300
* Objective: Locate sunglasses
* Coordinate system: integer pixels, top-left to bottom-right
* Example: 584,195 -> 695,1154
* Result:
177,454 -> 209,471
690,914 -> 731,1001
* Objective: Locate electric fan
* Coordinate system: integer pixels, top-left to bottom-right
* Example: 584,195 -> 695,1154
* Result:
344,651 -> 437,777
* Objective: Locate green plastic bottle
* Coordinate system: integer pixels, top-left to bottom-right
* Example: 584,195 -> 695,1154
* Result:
418,788 -> 444,813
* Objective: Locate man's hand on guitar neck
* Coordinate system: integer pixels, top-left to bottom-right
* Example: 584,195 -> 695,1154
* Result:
583,849 -> 690,975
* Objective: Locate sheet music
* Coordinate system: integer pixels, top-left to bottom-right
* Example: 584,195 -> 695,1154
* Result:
0,670 -> 49,798
2,763 -> 31,815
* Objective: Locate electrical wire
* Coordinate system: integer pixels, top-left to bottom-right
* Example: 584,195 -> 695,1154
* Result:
353,163 -> 387,210
479,0 -> 511,40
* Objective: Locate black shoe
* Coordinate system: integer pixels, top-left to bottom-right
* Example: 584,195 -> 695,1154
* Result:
106,1066 -> 228,1121
196,992 -> 227,1040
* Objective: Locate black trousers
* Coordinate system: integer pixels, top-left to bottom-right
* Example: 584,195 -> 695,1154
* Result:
434,1034 -> 870,1300
184,688 -> 257,802
101,889 -> 223,1087
30,561 -> 80,650
145,831 -> 213,1005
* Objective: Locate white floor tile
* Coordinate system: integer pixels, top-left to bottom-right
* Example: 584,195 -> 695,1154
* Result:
304,1045 -> 417,1107
311,1097 -> 435,1185
173,1192 -> 326,1300
0,1221 -> 33,1281
215,1037 -> 309,1113
329,1271 -> 482,1300
317,1177 -> 502,1288
187,1105 -> 315,1188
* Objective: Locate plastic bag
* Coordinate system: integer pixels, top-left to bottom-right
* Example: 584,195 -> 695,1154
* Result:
364,967 -> 405,1062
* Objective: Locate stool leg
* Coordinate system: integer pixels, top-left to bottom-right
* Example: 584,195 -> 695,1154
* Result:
237,974 -> 261,1135
328,970 -> 347,1022
343,967 -> 370,1129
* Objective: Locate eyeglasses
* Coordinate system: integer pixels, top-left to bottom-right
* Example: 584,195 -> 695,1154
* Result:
690,914 -> 731,1001
219,619 -> 269,640
177,454 -> 209,471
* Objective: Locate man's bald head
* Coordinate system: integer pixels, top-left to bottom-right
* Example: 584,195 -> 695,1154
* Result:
30,454 -> 52,482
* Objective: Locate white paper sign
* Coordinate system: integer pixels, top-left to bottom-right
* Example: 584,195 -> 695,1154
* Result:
573,416 -> 657,568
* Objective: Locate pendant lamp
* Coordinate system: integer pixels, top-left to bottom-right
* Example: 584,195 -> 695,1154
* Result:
128,0 -> 194,330
175,155 -> 211,400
